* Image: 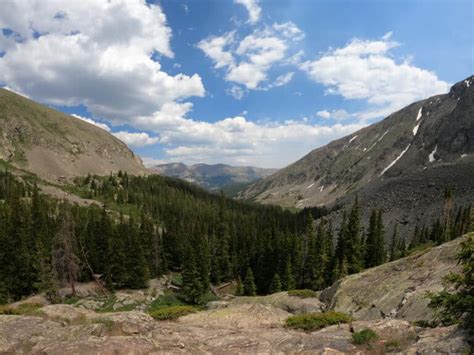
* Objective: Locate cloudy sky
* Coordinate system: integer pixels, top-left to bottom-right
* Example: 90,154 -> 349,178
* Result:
0,0 -> 472,168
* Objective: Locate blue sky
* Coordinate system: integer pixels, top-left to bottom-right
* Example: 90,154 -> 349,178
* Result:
0,0 -> 472,168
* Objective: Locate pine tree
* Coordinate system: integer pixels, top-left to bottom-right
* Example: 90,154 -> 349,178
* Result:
365,209 -> 385,267
282,258 -> 296,291
270,273 -> 282,294
33,240 -> 60,303
243,267 -> 256,296
235,276 -> 244,296
181,246 -> 204,304
346,196 -> 363,274
125,217 -> 149,289
53,203 -> 80,295
364,209 -> 378,268
389,224 -> 399,261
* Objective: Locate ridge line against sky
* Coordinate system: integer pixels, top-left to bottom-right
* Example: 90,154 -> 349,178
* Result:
0,0 -> 472,168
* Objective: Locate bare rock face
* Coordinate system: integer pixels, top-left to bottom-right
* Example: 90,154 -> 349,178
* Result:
1,299 -> 471,354
229,291 -> 325,314
320,238 -> 462,322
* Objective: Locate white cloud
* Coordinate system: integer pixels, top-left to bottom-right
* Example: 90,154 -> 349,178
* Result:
273,22 -> 305,41
0,0 -> 205,125
113,131 -> 160,147
130,111 -> 364,168
273,72 -> 294,87
301,33 -> 450,120
226,85 -> 246,100
316,109 -> 352,121
234,0 -> 261,24
197,31 -> 235,69
199,23 -> 303,90
141,156 -> 168,167
71,114 -> 111,131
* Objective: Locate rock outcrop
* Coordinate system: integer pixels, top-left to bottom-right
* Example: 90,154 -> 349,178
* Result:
321,237 -> 463,322
0,303 -> 470,354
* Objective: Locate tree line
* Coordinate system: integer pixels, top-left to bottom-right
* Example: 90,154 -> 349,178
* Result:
0,170 -> 471,304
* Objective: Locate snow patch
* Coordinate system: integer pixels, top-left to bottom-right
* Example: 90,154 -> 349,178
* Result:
319,185 -> 325,192
380,144 -> 411,176
465,80 -> 471,88
429,145 -> 437,163
306,183 -> 314,189
349,135 -> 358,143
461,154 -> 467,158
367,130 -> 389,152
416,107 -> 423,121
413,123 -> 420,136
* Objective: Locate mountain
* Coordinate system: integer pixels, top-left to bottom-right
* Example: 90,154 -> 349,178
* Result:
0,88 -> 147,180
151,162 -> 277,191
241,76 -> 474,232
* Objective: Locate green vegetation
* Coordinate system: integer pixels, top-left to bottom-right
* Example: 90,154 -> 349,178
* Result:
352,328 -> 379,345
287,289 -> 318,298
0,303 -> 43,315
0,169 -> 470,306
92,318 -> 115,331
147,292 -> 187,313
427,233 -> 474,333
149,305 -> 198,321
285,311 -> 352,331
384,339 -> 401,352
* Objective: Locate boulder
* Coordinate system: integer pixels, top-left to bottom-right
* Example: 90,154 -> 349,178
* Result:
321,238 -> 462,322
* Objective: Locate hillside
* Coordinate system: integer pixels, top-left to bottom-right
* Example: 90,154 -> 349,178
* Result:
151,162 -> 276,191
240,76 -> 474,233
0,88 -> 147,180
1,235 -> 470,353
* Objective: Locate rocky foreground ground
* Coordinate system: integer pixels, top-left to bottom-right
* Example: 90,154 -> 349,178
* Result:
0,237 -> 472,354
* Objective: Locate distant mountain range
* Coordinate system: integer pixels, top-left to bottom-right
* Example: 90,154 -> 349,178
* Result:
151,163 -> 277,192
0,88 -> 147,180
241,75 -> 474,234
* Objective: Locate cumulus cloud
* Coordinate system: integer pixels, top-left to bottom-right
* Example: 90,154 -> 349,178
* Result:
129,113 -> 364,168
226,85 -> 246,100
71,114 -> 111,132
301,33 -> 450,120
0,0 -> 205,124
316,109 -> 353,121
113,131 -> 160,147
234,0 -> 261,24
198,22 -> 303,90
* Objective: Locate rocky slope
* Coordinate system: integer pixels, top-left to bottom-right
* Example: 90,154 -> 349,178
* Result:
1,235 -> 471,354
0,88 -> 147,180
151,162 -> 276,191
240,76 -> 474,233
321,236 -> 464,322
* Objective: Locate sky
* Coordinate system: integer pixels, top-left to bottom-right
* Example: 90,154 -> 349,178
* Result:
0,0 -> 472,168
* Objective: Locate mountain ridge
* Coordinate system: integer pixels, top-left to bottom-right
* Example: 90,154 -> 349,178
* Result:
240,75 -> 474,237
151,162 -> 277,191
0,88 -> 147,180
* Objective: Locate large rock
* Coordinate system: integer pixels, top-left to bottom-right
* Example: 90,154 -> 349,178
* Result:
320,237 -> 463,322
0,302 -> 470,353
230,291 -> 325,314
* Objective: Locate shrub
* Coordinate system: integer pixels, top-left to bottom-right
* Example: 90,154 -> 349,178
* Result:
0,303 -> 44,315
147,292 -> 186,313
352,328 -> 379,345
286,311 -> 352,331
288,289 -> 318,298
149,305 -> 198,321
426,234 -> 474,333
384,340 -> 401,352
